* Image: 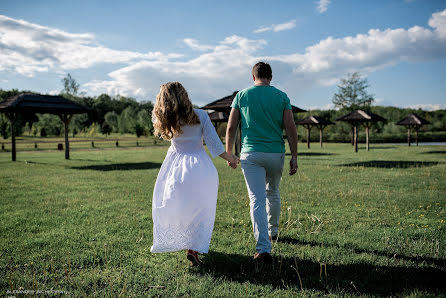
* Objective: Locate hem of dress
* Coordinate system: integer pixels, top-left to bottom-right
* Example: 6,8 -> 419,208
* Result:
150,245 -> 209,254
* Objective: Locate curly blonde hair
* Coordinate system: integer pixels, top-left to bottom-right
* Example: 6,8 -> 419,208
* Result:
152,82 -> 200,140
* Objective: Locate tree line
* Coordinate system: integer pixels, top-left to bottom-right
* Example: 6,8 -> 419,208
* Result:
1,73 -> 445,142
0,75 -> 154,139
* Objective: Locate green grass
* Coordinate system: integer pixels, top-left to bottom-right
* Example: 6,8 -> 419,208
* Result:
1,143 -> 445,296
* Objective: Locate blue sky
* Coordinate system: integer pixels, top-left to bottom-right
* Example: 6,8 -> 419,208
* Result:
1,0 -> 445,110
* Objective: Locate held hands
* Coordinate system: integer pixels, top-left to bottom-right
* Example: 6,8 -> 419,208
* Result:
289,156 -> 298,175
220,151 -> 240,169
227,154 -> 240,169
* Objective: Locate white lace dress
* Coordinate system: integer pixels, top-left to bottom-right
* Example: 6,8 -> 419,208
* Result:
150,109 -> 225,253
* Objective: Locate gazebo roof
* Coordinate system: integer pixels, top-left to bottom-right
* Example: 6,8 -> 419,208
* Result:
295,116 -> 335,125
0,93 -> 91,114
336,109 -> 386,123
201,92 -> 237,112
396,113 -> 430,126
201,91 -> 306,113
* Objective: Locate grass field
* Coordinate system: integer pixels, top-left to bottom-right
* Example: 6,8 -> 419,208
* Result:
1,142 -> 445,296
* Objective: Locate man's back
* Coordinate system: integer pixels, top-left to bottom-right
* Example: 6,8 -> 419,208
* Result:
231,85 -> 291,153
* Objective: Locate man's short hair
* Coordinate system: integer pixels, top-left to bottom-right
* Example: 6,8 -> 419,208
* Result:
252,62 -> 272,79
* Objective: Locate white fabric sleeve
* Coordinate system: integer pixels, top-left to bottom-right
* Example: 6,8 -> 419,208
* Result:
201,111 -> 225,158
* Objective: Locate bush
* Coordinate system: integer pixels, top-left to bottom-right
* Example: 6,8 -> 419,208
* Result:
40,127 -> 47,137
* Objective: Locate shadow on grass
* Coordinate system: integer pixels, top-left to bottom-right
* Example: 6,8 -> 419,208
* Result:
286,152 -> 336,156
194,249 -> 445,295
422,150 -> 446,155
368,146 -> 398,150
70,162 -> 162,171
280,236 -> 445,267
339,160 -> 441,168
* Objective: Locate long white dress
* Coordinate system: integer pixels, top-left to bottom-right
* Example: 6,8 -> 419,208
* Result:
151,109 -> 225,253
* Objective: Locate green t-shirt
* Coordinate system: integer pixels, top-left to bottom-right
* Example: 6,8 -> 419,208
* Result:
231,85 -> 292,153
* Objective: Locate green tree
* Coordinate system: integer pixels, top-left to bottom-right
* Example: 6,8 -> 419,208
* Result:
118,106 -> 137,134
101,122 -> 112,135
93,94 -> 113,125
104,111 -> 119,133
0,113 -> 10,139
69,113 -> 89,136
137,109 -> 153,136
61,73 -> 79,96
332,72 -> 374,111
36,114 -> 63,136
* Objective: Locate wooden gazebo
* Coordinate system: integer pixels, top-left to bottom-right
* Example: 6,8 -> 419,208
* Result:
336,109 -> 386,152
295,116 -> 334,149
0,93 -> 91,161
208,111 -> 228,127
201,91 -> 306,155
396,114 -> 430,146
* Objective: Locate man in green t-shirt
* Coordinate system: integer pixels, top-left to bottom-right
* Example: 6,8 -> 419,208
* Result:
226,62 -> 298,262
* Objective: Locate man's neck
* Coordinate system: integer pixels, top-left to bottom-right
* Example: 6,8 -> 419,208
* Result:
254,78 -> 271,86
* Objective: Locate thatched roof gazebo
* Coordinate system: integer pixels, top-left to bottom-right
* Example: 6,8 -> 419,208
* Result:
396,114 -> 430,146
201,91 -> 306,155
295,116 -> 334,149
336,109 -> 386,152
0,93 -> 91,161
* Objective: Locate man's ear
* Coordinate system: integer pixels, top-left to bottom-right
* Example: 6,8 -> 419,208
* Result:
252,74 -> 256,81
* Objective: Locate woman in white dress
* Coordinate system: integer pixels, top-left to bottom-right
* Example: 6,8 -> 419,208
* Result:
150,82 -> 239,265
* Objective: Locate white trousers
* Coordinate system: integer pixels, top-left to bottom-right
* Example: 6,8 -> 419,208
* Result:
240,152 -> 285,253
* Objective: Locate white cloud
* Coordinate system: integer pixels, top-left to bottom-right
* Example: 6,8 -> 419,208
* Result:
317,0 -> 331,13
406,104 -> 446,111
266,9 -> 446,88
84,35 -> 266,101
0,14 -> 182,77
307,103 -> 336,110
429,9 -> 446,38
85,9 -> 446,105
253,20 -> 296,33
182,38 -> 213,51
48,89 -> 60,95
2,10 -> 446,108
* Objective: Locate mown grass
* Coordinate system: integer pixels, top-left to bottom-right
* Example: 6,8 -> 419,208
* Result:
1,143 -> 445,296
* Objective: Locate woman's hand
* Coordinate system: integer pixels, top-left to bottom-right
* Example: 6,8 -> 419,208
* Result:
227,154 -> 240,169
219,152 -> 240,169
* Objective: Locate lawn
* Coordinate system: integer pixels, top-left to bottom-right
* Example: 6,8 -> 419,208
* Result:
1,143 -> 445,296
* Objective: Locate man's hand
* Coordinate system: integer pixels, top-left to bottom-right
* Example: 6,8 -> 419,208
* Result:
227,154 -> 240,169
289,156 -> 298,175
283,109 -> 298,175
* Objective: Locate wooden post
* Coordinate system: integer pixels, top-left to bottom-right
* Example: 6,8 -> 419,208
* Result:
306,125 -> 310,149
319,127 -> 323,148
415,126 -> 419,146
354,124 -> 358,153
351,126 -> 354,146
59,114 -> 73,160
407,127 -> 411,147
7,112 -> 17,161
365,124 -> 370,151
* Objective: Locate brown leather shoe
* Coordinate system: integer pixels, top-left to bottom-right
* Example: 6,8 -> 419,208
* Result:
187,250 -> 202,266
253,252 -> 273,263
